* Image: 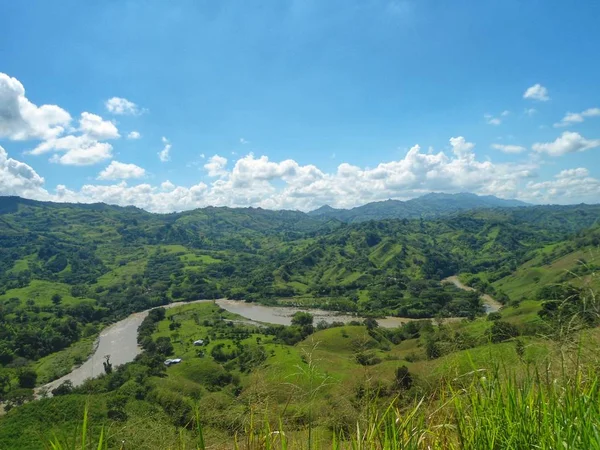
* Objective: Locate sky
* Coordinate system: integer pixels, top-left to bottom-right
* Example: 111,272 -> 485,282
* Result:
1,0 -> 600,213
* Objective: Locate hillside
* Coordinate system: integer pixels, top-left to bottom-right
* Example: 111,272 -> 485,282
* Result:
1,196 -> 600,449
307,193 -> 530,223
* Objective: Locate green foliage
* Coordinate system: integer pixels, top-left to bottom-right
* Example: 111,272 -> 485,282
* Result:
291,311 -> 314,327
488,320 -> 520,343
17,368 -> 37,388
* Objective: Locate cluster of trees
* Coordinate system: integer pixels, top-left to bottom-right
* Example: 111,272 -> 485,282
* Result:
2,196 -> 600,408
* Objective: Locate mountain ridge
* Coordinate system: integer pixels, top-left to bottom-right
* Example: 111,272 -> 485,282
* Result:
308,192 -> 530,222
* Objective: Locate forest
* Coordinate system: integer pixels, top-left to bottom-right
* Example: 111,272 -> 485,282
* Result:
1,195 -> 600,448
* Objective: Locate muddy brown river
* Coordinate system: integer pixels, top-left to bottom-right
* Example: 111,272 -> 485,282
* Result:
39,280 -> 499,394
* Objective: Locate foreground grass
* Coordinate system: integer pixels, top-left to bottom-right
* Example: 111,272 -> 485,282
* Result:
41,363 -> 600,450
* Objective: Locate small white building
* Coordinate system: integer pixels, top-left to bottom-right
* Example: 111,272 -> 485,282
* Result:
164,358 -> 182,366
193,339 -> 204,346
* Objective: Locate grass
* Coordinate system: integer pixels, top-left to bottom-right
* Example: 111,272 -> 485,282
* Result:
493,244 -> 600,300
36,359 -> 600,449
35,336 -> 97,385
0,280 -> 94,306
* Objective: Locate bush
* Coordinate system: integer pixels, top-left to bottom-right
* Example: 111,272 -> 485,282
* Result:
18,369 -> 37,389
51,380 -> 74,396
355,351 -> 382,366
394,365 -> 413,390
489,320 -> 519,343
487,312 -> 502,321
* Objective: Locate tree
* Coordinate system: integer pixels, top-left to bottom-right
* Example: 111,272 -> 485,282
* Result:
18,369 -> 37,389
425,337 -> 441,360
363,317 -> 379,330
487,312 -> 502,321
291,311 -> 314,327
155,337 -> 174,356
103,355 -> 113,374
0,343 -> 14,365
489,321 -> 519,343
51,380 -> 74,396
51,293 -> 63,306
394,365 -> 413,390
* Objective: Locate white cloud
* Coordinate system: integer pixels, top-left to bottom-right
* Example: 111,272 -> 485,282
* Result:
158,137 -> 171,162
67,138 -> 531,211
204,155 -> 228,177
522,168 -> 600,204
0,72 -> 72,141
0,71 -> 123,168
4,133 -> 599,211
161,180 -> 175,191
240,138 -> 249,145
29,133 -> 115,166
97,161 -> 146,180
524,108 -> 537,116
79,112 -> 120,139
49,142 -> 113,166
0,145 -> 48,198
7,133 -> 600,210
532,131 -> 600,156
105,97 -> 141,115
523,84 -> 550,101
501,110 -> 510,117
484,114 -> 502,126
554,108 -> 600,128
127,131 -> 141,139
491,144 -> 527,154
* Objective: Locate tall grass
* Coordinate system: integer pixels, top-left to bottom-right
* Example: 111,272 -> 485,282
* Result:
45,363 -> 600,449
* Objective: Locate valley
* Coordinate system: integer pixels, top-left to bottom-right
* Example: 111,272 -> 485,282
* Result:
0,194 -> 599,448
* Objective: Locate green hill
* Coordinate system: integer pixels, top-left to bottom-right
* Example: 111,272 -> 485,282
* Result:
2,196 -> 600,448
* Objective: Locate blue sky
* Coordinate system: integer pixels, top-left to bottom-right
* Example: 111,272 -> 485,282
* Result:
1,0 -> 599,212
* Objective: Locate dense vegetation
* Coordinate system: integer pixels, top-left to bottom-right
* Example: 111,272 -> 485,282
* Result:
1,194 -> 600,448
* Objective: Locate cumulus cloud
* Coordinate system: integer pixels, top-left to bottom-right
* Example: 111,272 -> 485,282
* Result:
532,131 -> 600,156
523,84 -> 550,101
204,155 -> 228,177
49,142 -> 113,166
484,114 -> 502,126
491,144 -> 527,154
161,180 -> 175,191
97,161 -> 146,180
240,138 -> 249,144
30,134 -> 114,166
522,168 -> 600,204
158,137 -> 171,162
5,135 -> 600,212
105,97 -> 141,115
0,145 -> 48,198
79,112 -> 120,139
0,72 -> 71,141
0,74 -> 120,166
554,108 -> 600,128
127,131 -> 141,139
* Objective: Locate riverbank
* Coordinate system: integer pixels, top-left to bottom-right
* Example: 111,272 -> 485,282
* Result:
36,278 -> 501,397
442,276 -> 503,313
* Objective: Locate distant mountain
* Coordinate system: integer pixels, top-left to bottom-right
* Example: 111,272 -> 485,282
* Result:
308,192 -> 530,223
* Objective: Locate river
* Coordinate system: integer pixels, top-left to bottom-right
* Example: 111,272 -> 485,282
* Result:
442,276 -> 503,313
38,300 -> 212,396
38,279 -> 500,394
